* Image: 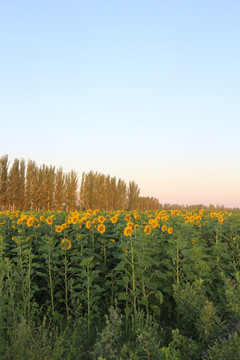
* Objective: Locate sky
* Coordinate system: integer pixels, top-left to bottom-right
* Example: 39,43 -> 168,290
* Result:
1,0 -> 240,208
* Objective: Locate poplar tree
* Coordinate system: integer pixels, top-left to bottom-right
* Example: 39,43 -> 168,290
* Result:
109,177 -> 117,210
96,173 -> 106,209
45,165 -> 55,210
34,165 -> 46,209
25,160 -> 37,209
128,180 -> 140,210
18,159 -> 26,210
80,171 -> 96,210
116,179 -> 127,210
55,167 -> 65,210
0,155 -> 9,210
7,158 -> 20,210
66,170 -> 78,210
104,175 -> 111,210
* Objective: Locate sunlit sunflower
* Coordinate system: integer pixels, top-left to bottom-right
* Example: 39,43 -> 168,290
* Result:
71,216 -> 78,225
97,224 -> 106,234
167,227 -> 173,234
98,216 -> 105,223
27,218 -> 34,227
46,217 -> 53,225
162,225 -> 167,232
150,220 -> 158,228
55,225 -> 63,233
86,221 -> 91,229
124,226 -> 132,237
133,212 -> 139,220
144,226 -> 151,235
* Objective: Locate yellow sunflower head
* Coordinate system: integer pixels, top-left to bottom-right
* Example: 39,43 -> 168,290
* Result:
144,226 -> 151,235
124,226 -> 132,237
167,227 -> 173,234
46,217 -> 53,225
86,221 -> 91,229
97,224 -> 106,234
71,216 -> 78,225
55,225 -> 63,233
27,218 -> 34,227
98,216 -> 105,223
162,225 -> 167,232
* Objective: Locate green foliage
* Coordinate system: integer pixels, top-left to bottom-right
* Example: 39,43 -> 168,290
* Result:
206,333 -> 240,360
92,302 -> 122,360
0,208 -> 240,358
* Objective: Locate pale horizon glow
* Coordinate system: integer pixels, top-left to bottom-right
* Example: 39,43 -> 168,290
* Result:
1,1 -> 240,208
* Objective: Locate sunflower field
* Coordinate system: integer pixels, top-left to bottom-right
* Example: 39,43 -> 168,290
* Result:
0,208 -> 240,359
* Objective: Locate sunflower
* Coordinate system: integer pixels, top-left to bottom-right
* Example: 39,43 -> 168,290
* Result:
167,227 -> 173,234
110,216 -> 118,224
67,217 -> 72,224
124,226 -> 132,237
150,220 -> 158,228
133,212 -> 139,220
27,218 -> 34,227
71,216 -> 78,225
98,216 -> 105,223
46,217 -> 53,225
61,238 -> 72,251
162,225 -> 167,232
97,224 -> 106,234
55,225 -> 63,233
86,221 -> 91,229
144,226 -> 151,235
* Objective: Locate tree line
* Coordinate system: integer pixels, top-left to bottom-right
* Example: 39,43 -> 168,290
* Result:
0,155 -> 161,211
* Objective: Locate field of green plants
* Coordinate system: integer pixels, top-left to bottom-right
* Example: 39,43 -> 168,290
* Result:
0,209 -> 240,359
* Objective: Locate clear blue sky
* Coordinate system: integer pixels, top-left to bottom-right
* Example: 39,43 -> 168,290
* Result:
1,1 -> 240,207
